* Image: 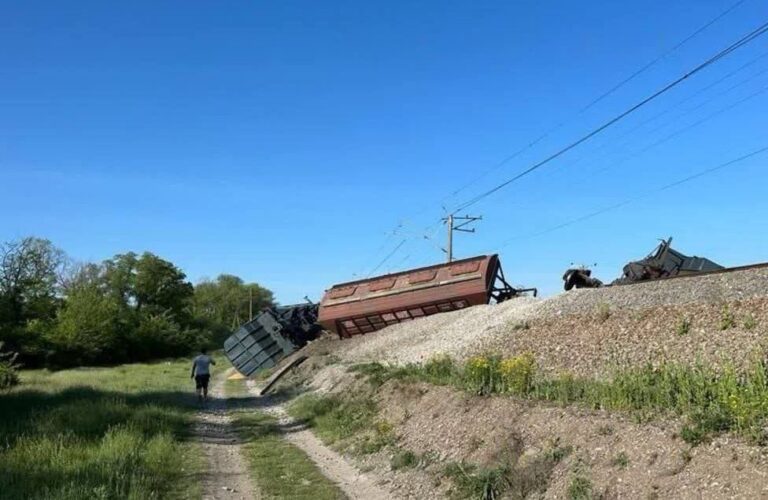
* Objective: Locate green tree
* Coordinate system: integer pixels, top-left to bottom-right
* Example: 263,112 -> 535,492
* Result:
101,252 -> 202,360
0,341 -> 20,389
0,237 -> 64,325
131,311 -> 211,360
0,237 -> 66,364
133,253 -> 194,319
193,274 -> 274,330
103,252 -> 138,304
49,284 -> 125,366
0,237 -> 266,367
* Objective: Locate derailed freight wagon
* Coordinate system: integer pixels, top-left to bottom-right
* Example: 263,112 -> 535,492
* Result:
318,254 -> 535,337
224,254 -> 535,376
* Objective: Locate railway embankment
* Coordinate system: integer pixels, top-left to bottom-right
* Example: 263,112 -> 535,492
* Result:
327,266 -> 768,377
269,266 -> 768,499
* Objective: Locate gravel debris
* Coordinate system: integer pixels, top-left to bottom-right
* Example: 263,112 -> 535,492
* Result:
336,297 -> 539,365
530,267 -> 768,319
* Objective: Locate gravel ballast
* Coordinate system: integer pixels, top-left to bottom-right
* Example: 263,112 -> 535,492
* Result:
330,267 -> 768,375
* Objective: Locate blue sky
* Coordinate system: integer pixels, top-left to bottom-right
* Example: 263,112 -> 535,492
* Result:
1,0 -> 767,303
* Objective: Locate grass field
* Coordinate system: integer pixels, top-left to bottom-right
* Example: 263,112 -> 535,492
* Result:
0,358 -> 204,500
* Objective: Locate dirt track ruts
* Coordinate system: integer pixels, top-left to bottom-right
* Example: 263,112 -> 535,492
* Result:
194,377 -> 258,500
245,379 -> 392,500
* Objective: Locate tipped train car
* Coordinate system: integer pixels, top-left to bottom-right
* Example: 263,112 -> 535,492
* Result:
318,254 -> 535,338
562,237 -> 725,290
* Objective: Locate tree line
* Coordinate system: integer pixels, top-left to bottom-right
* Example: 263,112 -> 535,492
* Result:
0,237 -> 274,369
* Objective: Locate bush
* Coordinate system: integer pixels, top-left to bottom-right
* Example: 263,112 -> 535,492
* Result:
465,355 -> 501,394
676,316 -> 691,336
47,286 -> 124,366
0,341 -> 20,390
131,313 -> 201,360
499,353 -> 536,394
424,354 -> 456,380
596,303 -> 610,323
744,314 -> 757,330
720,305 -> 736,330
464,353 -> 536,395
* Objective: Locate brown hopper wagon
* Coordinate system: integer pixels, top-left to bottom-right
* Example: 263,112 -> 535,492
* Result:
318,254 -> 536,338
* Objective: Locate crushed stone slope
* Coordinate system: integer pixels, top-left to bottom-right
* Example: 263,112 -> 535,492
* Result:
325,267 -> 768,376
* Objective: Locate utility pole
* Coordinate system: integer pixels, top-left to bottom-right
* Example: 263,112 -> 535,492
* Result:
442,214 -> 482,262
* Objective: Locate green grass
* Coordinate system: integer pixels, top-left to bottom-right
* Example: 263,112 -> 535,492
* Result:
442,443 -> 567,500
230,411 -> 346,499
611,451 -> 629,468
287,394 -> 394,454
567,473 -> 593,500
744,313 -> 758,330
390,448 -> 436,470
720,304 -> 736,330
0,358 -> 204,499
351,351 -> 768,445
390,449 -> 418,470
443,462 -> 510,500
223,379 -> 346,499
596,302 -> 611,323
676,316 -> 691,336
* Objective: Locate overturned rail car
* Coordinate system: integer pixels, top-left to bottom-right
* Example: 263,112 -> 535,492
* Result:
561,237 -> 725,291
223,303 -> 321,376
318,254 -> 536,338
614,237 -> 723,284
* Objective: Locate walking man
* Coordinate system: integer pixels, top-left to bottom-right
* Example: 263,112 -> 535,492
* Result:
191,348 -> 216,402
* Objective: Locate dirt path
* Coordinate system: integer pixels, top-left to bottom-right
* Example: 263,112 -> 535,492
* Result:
194,378 -> 258,500
245,380 -> 393,500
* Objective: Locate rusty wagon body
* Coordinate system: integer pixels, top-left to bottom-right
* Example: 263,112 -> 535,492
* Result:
318,254 -> 534,338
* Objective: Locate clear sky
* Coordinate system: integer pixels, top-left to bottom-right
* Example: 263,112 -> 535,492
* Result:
2,0 -> 767,303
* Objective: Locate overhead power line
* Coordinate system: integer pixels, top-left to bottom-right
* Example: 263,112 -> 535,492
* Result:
577,0 -> 749,112
549,74 -> 768,194
499,145 -> 768,246
451,19 -> 768,214
366,239 -> 407,277
543,48 -> 768,180
353,3 -> 757,278
444,0 -> 750,202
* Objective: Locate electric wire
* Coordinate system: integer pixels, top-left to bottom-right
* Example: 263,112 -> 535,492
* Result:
545,49 -> 768,178
498,145 -> 768,247
366,239 -> 407,277
442,0 -> 750,202
366,69 -> 768,279
451,19 -> 768,214
577,0 -> 749,113
353,4 -> 760,278
536,66 -> 768,193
